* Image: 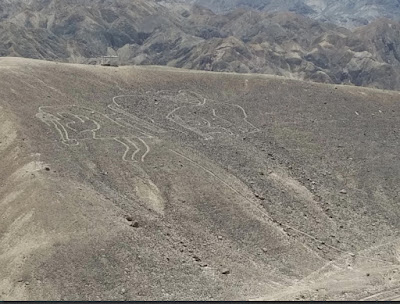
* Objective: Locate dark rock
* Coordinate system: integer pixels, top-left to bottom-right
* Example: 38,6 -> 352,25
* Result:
131,221 -> 140,228
255,193 -> 266,200
221,268 -> 230,275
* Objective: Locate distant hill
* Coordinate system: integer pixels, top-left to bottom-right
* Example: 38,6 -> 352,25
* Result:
189,0 -> 400,28
1,0 -> 400,90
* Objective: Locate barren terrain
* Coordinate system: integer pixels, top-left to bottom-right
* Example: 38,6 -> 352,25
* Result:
3,0 -> 400,90
0,57 -> 400,301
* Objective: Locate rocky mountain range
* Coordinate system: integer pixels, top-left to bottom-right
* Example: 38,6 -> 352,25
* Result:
1,0 -> 400,90
187,0 -> 400,28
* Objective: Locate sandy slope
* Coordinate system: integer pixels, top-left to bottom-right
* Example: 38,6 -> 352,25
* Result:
0,57 -> 399,300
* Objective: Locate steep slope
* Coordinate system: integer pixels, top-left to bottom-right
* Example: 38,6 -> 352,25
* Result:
0,58 -> 400,301
0,0 -> 183,60
173,9 -> 400,90
190,0 -> 400,28
2,0 -> 400,90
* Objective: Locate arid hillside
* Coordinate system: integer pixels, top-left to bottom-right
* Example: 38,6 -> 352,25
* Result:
0,58 -> 400,301
188,0 -> 400,28
2,0 -> 400,90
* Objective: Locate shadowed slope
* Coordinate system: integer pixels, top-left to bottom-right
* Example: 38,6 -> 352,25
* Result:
3,0 -> 400,90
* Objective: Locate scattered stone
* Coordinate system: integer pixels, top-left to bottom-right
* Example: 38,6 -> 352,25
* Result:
340,189 -> 347,194
121,288 -> 126,294
262,248 -> 268,253
255,193 -> 266,200
221,268 -> 230,275
193,256 -> 201,262
45,167 -> 50,171
126,216 -> 133,222
131,221 -> 140,228
217,236 -> 223,241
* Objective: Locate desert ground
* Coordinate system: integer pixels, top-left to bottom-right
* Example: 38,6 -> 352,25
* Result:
0,57 -> 400,301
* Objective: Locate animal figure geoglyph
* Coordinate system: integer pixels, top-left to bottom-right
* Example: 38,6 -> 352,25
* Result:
36,90 -> 259,162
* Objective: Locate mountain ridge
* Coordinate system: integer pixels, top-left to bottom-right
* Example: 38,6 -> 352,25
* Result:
1,0 -> 400,90
188,0 -> 400,28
